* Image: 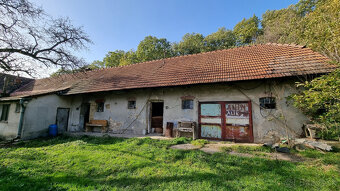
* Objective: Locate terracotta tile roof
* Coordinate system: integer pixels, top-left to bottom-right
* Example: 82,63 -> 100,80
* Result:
10,43 -> 338,97
0,73 -> 33,95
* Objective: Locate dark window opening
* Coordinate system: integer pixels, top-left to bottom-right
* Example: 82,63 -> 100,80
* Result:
152,102 -> 164,117
128,100 -> 136,109
15,103 -> 20,113
97,102 -> 104,112
259,97 -> 276,109
1,104 -> 10,121
182,100 -> 194,109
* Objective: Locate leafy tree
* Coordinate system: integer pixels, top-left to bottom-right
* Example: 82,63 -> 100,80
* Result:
173,33 -> 205,55
136,36 -> 173,62
258,0 -> 339,63
50,65 -> 93,77
103,50 -> 125,67
88,60 -> 104,69
291,67 -> 340,140
204,27 -> 236,51
300,0 -> 340,63
258,0 -> 340,140
0,0 -> 91,76
233,14 -> 261,45
119,50 -> 139,66
258,8 -> 302,44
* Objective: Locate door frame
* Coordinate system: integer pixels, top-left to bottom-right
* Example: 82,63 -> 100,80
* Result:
148,100 -> 164,134
55,107 -> 70,132
198,101 -> 254,142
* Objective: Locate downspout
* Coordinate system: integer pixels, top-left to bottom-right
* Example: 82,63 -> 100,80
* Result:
16,98 -> 29,139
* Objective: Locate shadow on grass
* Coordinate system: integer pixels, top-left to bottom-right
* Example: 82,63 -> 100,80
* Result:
1,135 -> 127,149
0,166 -> 67,191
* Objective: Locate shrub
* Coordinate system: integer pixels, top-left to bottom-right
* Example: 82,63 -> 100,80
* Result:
191,139 -> 209,147
291,68 -> 340,141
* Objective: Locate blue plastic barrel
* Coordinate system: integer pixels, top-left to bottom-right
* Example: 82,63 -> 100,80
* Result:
48,124 -> 58,137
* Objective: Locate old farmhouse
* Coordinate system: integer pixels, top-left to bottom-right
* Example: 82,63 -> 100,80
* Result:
0,44 -> 337,142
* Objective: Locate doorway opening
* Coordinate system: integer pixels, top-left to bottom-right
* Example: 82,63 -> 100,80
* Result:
79,103 -> 90,131
151,102 -> 164,134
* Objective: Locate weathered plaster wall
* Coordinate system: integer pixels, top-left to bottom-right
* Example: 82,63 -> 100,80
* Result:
21,94 -> 72,139
0,102 -> 20,140
67,79 -> 308,143
0,78 -> 308,142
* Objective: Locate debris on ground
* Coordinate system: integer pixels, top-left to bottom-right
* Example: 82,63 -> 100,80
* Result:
275,147 -> 290,153
293,138 -> 332,151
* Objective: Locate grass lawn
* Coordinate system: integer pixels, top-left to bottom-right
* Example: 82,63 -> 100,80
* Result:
0,136 -> 339,191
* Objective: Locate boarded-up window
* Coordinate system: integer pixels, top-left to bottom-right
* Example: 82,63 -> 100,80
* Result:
128,100 -> 136,109
1,104 -> 10,121
182,100 -> 193,109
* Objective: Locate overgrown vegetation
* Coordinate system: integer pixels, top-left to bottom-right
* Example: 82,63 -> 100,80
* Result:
191,139 -> 209,148
291,68 -> 340,140
0,136 -> 339,190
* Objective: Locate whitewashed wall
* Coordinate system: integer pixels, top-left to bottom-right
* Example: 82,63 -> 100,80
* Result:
0,102 -> 21,140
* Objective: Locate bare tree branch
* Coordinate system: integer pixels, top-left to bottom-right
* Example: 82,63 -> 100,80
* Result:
0,0 -> 92,76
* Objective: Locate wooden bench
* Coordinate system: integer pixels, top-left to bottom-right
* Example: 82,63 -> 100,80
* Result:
176,121 -> 197,140
85,120 -> 108,133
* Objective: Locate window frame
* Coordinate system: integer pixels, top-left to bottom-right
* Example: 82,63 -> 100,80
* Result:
182,99 -> 194,110
0,104 -> 10,121
96,102 -> 104,112
259,97 -> 276,109
128,100 -> 136,109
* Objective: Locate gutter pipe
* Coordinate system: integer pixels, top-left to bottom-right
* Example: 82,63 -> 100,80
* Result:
16,98 -> 30,139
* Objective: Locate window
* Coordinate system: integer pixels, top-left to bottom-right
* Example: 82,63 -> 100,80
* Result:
15,103 -> 20,113
97,102 -> 104,112
1,104 -> 10,121
259,97 -> 276,109
128,100 -> 136,109
182,100 -> 194,109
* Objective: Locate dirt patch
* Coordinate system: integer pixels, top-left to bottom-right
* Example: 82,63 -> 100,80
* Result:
170,143 -> 305,162
170,144 -> 201,150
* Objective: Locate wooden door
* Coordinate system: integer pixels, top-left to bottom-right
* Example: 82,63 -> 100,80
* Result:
56,108 -> 70,134
225,101 -> 253,142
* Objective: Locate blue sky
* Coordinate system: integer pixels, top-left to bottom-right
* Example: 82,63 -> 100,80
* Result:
31,0 -> 298,64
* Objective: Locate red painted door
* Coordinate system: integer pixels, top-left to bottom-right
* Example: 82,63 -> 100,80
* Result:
225,101 -> 253,142
199,101 -> 253,142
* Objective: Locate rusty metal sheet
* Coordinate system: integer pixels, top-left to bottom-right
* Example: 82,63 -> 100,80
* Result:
201,104 -> 221,116
226,126 -> 249,139
201,124 -> 222,139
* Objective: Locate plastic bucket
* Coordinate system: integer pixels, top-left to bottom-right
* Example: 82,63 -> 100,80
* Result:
48,124 -> 58,137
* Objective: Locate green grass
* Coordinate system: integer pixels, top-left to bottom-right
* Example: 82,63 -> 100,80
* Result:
0,136 -> 339,191
191,139 -> 209,148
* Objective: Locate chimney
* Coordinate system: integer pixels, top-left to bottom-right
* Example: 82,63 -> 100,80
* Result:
15,75 -> 22,85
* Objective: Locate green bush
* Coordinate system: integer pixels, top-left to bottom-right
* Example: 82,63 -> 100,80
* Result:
291,68 -> 340,140
191,139 -> 209,147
